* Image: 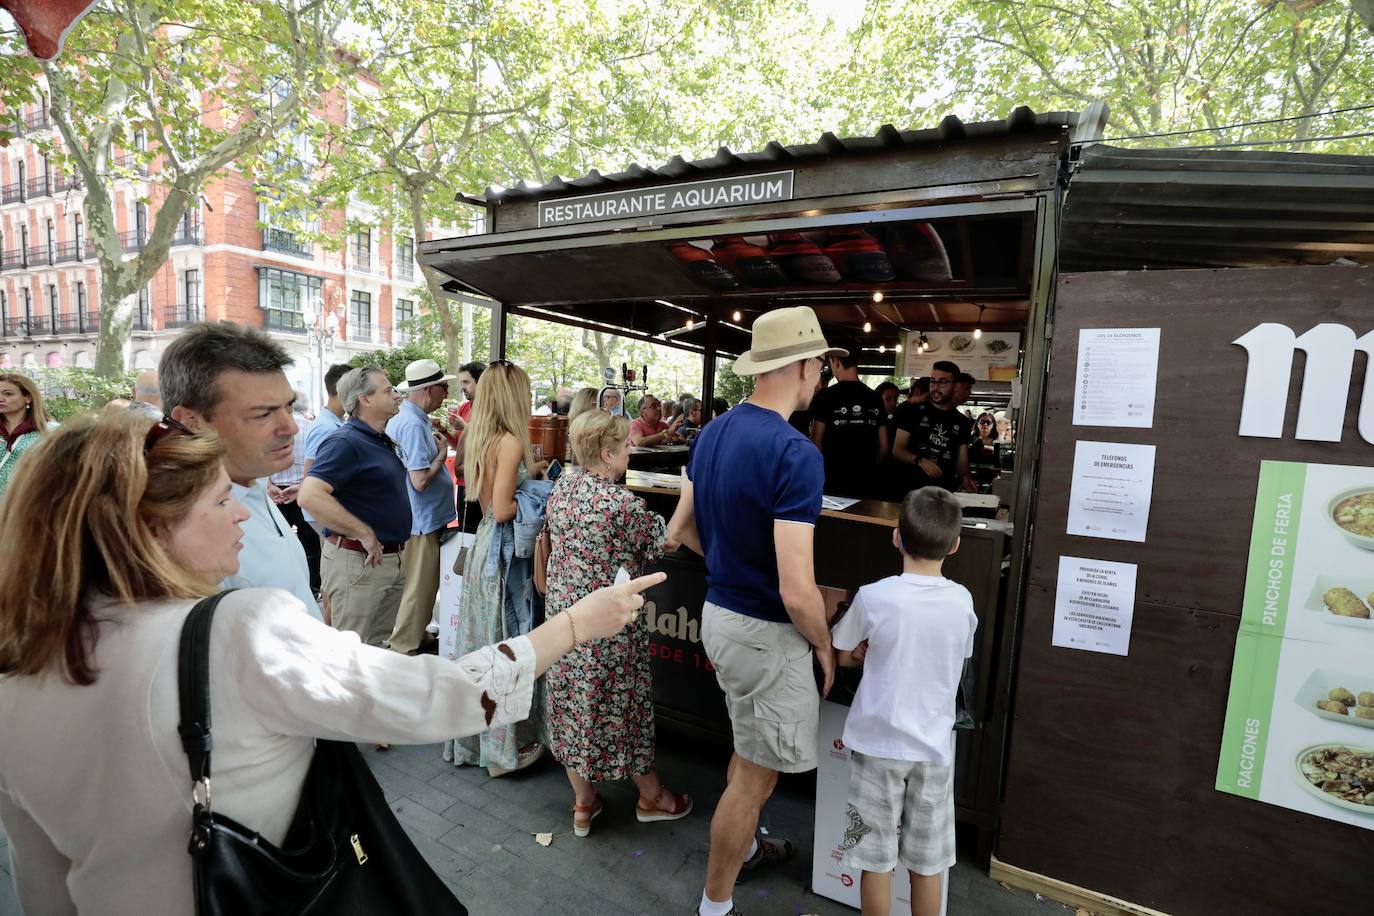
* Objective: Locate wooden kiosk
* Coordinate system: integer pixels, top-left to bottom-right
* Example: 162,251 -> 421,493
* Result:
419,113 -> 1374,914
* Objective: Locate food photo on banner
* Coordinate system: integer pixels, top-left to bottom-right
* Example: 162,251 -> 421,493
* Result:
1217,460 -> 1374,830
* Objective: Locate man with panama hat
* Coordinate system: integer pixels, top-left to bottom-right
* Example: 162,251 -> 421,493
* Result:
385,358 -> 459,654
668,306 -> 843,916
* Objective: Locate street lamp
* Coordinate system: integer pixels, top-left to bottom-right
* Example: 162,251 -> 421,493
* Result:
301,304 -> 339,412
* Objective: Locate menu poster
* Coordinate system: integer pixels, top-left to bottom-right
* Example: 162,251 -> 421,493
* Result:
902,330 -> 1020,381
1066,441 -> 1157,543
1051,557 -> 1137,656
1072,328 -> 1160,429
1217,461 -> 1374,831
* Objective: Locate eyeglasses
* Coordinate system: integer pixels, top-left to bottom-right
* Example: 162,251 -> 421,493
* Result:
978,418 -> 994,425
930,379 -> 955,387
143,415 -> 195,455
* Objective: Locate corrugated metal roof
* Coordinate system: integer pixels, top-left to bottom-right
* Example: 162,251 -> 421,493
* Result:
1061,144 -> 1374,270
468,106 -> 1087,205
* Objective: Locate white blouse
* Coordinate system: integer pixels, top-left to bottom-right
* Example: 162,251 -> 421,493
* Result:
0,589 -> 536,916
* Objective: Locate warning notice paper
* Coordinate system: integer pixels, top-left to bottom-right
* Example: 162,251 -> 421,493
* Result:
1052,556 -> 1137,656
1216,460 -> 1374,831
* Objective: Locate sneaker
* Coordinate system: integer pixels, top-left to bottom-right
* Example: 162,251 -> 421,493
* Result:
736,832 -> 793,882
487,742 -> 544,778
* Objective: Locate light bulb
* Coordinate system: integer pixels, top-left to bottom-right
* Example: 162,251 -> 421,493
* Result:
895,342 -> 902,353
872,291 -> 883,303
685,318 -> 694,329
973,327 -> 983,340
878,344 -> 886,354
731,310 -> 741,322
863,321 -> 872,333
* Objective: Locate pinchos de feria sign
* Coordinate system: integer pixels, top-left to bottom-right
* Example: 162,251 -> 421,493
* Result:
537,170 -> 794,228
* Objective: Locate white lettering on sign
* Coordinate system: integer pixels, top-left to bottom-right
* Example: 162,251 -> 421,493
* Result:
1234,323 -> 1374,444
537,170 -> 794,227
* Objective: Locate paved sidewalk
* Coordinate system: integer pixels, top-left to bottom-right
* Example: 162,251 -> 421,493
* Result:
0,731 -> 1073,915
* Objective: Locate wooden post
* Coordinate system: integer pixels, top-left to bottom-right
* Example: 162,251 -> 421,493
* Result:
491,299 -> 508,361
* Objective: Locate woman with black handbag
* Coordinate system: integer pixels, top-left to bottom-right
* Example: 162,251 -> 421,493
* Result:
0,412 -> 662,916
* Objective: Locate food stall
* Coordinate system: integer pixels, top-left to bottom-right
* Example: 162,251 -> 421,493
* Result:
420,112 -> 1374,914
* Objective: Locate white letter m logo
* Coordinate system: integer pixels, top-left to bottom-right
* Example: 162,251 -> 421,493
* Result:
1234,324 -> 1374,444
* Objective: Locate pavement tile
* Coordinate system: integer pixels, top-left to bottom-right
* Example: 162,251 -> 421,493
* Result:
389,795 -> 458,841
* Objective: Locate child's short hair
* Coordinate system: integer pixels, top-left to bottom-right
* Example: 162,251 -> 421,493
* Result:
898,487 -> 963,560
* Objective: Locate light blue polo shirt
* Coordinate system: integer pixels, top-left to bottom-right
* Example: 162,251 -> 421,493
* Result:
385,399 -> 456,536
300,407 -> 344,524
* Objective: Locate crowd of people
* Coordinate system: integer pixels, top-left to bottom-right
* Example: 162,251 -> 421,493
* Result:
0,309 -> 983,916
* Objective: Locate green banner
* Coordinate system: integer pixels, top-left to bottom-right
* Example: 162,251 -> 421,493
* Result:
1216,461 -> 1305,798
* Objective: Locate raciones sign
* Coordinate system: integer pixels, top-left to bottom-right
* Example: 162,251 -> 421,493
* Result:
537,170 -> 795,228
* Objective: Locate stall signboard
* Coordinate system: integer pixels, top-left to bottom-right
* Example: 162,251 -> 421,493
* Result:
537,170 -> 795,228
1216,460 -> 1374,831
901,330 -> 1020,380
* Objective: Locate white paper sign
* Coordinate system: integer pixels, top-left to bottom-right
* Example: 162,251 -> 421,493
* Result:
1052,556 -> 1138,656
1072,328 -> 1160,428
1067,441 -> 1157,543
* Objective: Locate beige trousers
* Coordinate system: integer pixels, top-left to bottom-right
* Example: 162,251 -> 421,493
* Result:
388,529 -> 442,654
321,539 -> 406,648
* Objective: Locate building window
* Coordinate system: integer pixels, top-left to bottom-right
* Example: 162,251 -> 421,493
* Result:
74,214 -> 84,250
183,268 -> 201,307
75,281 -> 86,314
349,289 -> 372,339
46,283 -> 57,315
137,284 -> 149,325
134,202 -> 147,240
16,160 -> 24,187
397,236 -> 415,279
394,297 -> 414,345
257,266 -> 321,332
350,229 -> 371,269
46,218 -> 55,252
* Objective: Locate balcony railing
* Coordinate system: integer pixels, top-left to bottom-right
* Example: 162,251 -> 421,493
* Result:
396,260 -> 415,282
25,176 -> 51,199
0,249 -> 25,270
54,172 -> 83,193
24,315 -> 50,335
26,244 -> 52,266
172,222 -> 203,246
132,308 -> 151,332
262,227 -> 312,258
119,231 -> 146,253
53,240 -> 92,263
262,307 -> 307,335
393,326 -> 413,346
52,313 -> 84,335
1,183 -> 23,205
347,322 -> 386,344
164,303 -> 204,328
111,152 -> 149,175
23,109 -> 50,131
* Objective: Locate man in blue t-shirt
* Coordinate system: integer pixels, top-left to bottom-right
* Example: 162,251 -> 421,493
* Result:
669,306 -> 844,916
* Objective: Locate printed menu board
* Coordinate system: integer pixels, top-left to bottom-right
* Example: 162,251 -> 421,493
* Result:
902,330 -> 1020,381
1216,461 -> 1374,830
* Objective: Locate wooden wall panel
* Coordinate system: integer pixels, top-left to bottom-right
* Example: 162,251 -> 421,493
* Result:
996,266 -> 1374,915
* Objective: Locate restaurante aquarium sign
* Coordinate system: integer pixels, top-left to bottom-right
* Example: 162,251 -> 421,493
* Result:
537,170 -> 795,228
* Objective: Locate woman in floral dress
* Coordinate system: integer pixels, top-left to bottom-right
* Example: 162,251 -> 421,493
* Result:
544,409 -> 692,836
445,361 -> 546,777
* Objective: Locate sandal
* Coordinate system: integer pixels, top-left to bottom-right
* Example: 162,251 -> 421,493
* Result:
487,742 -> 544,778
636,786 -> 693,823
572,792 -> 604,838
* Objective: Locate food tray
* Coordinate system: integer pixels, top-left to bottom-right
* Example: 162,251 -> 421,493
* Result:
1293,668 -> 1374,730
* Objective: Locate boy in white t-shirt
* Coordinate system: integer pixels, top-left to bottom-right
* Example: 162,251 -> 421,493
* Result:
831,486 -> 976,916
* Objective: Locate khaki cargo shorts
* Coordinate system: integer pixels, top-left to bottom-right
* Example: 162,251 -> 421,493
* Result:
702,601 -> 819,773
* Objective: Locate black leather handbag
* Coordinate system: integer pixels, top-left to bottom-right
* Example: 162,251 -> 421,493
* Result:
177,591 -> 468,915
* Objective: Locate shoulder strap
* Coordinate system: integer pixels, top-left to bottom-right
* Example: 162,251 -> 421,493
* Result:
177,590 -> 238,786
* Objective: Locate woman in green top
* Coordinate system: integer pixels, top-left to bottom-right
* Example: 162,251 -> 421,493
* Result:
0,374 -> 50,498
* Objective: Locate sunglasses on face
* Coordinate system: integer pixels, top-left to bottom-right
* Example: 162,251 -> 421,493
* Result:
143,416 -> 195,455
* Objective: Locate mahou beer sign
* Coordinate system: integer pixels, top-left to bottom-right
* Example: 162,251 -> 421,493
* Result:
1234,323 -> 1374,444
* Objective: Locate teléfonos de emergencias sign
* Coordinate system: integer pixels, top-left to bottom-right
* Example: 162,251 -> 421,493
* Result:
537,171 -> 795,228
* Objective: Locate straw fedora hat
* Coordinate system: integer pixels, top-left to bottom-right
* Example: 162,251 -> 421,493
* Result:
398,358 -> 457,392
731,306 -> 847,375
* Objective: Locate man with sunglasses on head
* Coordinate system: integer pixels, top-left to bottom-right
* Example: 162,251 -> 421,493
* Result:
892,361 -> 976,494
383,359 -> 458,655
159,322 -> 321,619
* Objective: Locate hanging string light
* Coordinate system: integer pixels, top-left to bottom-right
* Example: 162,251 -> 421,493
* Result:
731,310 -> 742,323
685,318 -> 695,329
973,305 -> 985,340
918,332 -> 930,353
863,320 -> 873,333
872,291 -> 884,303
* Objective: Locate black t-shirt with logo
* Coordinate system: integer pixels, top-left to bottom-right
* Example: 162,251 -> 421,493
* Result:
895,402 -> 974,489
810,379 -> 885,497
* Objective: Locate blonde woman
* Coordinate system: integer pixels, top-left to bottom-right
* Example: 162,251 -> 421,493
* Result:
568,386 -> 598,423
544,410 -> 691,836
0,412 -> 660,915
0,373 -> 50,498
446,360 -> 547,776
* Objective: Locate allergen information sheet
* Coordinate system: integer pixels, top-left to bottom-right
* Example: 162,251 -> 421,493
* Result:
1071,328 -> 1161,429
1066,441 -> 1158,543
1052,556 -> 1138,656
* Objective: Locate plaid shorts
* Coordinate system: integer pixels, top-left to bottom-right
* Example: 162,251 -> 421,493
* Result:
840,750 -> 956,876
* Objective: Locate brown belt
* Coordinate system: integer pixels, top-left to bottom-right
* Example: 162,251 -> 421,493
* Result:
325,534 -> 403,554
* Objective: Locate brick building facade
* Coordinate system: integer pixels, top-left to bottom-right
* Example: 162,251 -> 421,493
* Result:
0,83 -> 427,408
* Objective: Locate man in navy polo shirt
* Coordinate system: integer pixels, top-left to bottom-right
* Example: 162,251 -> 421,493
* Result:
299,365 -> 412,649
669,306 -> 844,916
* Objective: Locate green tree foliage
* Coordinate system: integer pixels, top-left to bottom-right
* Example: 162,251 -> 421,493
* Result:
0,1 -> 350,376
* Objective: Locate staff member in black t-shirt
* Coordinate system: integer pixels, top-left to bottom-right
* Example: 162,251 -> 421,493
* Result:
892,361 -> 975,493
809,340 -> 887,498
